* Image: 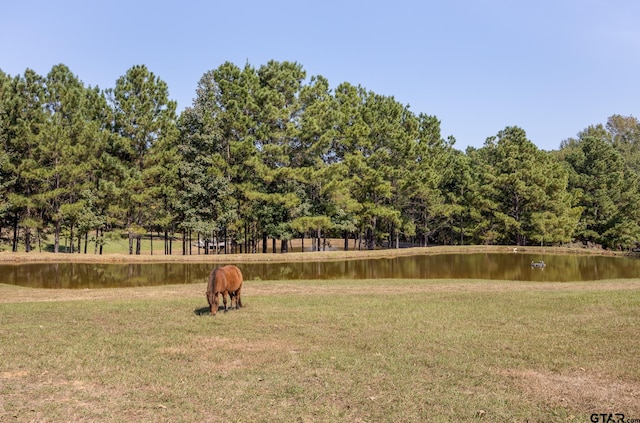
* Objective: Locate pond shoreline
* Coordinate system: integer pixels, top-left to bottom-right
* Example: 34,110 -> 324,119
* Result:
0,244 -> 628,264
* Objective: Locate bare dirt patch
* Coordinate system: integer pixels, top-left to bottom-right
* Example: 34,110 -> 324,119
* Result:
1,370 -> 29,379
505,368 -> 640,415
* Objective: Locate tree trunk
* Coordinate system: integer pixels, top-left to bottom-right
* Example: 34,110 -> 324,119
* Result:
182,231 -> 186,255
162,230 -> 166,254
12,211 -> 19,252
25,227 -> 31,253
366,227 -> 374,250
54,221 -> 61,253
67,223 -> 74,254
244,222 -> 248,254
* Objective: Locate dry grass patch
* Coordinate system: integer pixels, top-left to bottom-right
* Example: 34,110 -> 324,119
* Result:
159,334 -> 293,376
1,368 -> 122,421
505,368 -> 640,416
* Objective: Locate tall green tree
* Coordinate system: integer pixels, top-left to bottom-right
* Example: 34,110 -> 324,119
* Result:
296,75 -> 358,250
36,64 -> 105,252
331,82 -> 372,248
144,119 -> 180,254
0,70 -> 14,241
109,65 -> 177,254
436,145 -> 476,245
465,145 -> 502,244
178,64 -> 241,252
561,125 -> 640,248
405,114 -> 455,246
479,126 -> 578,245
82,85 -> 120,254
209,62 -> 259,252
1,69 -> 46,251
247,61 -> 306,252
607,114 -> 640,173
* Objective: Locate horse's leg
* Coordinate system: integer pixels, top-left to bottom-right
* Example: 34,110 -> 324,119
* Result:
236,288 -> 242,309
211,292 -> 219,315
222,291 -> 228,312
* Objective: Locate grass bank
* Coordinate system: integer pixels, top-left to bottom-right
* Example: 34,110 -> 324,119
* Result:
1,278 -> 639,422
0,243 -> 627,264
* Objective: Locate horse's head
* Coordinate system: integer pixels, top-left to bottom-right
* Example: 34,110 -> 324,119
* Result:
206,267 -> 227,315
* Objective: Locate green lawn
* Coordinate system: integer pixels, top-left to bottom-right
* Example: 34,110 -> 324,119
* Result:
1,279 -> 638,422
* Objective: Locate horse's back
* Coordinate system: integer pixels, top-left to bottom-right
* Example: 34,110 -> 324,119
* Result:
222,265 -> 243,291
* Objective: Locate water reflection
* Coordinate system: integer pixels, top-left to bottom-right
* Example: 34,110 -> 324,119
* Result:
1,262 -> 191,289
1,253 -> 639,289
240,253 -> 640,283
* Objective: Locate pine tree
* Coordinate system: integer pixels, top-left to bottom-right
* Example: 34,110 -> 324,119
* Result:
561,125 -> 640,248
37,64 -> 105,252
2,69 -> 46,252
477,126 -> 578,245
248,61 -> 306,252
109,65 -> 177,254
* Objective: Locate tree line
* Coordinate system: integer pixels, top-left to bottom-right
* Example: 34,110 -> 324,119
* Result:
1,61 -> 639,254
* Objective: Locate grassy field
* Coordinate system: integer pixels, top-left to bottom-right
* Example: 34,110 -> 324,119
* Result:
1,278 -> 639,422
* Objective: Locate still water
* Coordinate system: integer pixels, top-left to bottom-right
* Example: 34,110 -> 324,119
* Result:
1,253 -> 639,289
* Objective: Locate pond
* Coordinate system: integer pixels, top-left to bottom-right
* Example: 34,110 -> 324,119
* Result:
1,253 -> 639,289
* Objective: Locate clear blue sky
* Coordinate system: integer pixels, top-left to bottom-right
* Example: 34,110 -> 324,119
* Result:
2,0 -> 638,151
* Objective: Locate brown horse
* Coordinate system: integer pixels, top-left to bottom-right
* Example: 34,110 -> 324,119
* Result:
206,265 -> 243,315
